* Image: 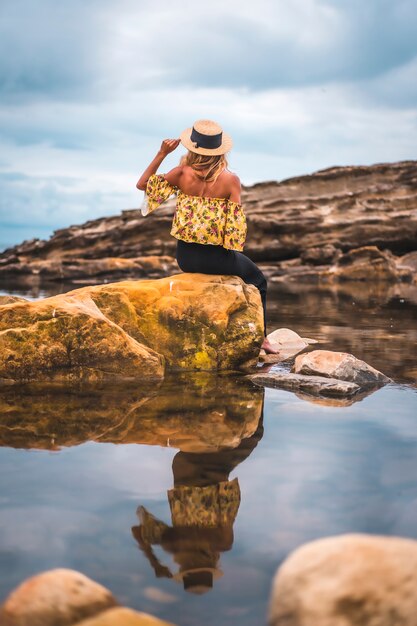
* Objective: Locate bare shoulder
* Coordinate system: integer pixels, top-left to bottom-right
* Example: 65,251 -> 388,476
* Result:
226,171 -> 241,186
163,165 -> 184,187
225,170 -> 241,202
225,170 -> 240,182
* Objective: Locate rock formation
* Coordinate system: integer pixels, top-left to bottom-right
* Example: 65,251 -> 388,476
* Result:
0,160 -> 415,284
0,274 -> 263,385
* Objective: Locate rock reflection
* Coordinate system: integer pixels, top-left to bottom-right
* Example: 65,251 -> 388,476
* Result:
132,402 -> 264,594
293,385 -> 384,406
0,373 -> 263,453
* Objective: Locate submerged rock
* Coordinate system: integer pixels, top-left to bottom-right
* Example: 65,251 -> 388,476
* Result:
269,534 -> 417,626
293,350 -> 392,385
249,371 -> 360,397
0,274 -> 263,385
0,568 -> 117,626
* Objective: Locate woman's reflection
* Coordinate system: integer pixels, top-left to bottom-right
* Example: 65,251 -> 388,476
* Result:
132,399 -> 264,594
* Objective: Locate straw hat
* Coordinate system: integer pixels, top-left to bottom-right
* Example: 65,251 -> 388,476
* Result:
180,119 -> 233,156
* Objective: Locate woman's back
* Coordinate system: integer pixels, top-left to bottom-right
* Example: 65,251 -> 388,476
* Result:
173,165 -> 240,202
135,121 -> 281,352
179,165 -> 234,199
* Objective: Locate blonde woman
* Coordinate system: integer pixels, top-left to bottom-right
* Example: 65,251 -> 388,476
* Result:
136,119 -> 280,354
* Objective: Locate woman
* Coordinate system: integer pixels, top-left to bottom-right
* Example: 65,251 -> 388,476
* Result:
136,119 -> 280,354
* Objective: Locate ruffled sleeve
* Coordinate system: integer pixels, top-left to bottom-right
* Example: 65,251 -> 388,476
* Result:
223,201 -> 247,252
140,173 -> 178,216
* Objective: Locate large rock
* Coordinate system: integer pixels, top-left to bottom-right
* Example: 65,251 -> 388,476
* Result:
0,569 -> 117,626
0,295 -> 28,305
269,534 -> 417,626
0,274 -> 263,385
292,350 -> 392,385
0,161 -> 416,283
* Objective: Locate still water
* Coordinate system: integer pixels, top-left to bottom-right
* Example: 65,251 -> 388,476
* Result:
0,279 -> 416,625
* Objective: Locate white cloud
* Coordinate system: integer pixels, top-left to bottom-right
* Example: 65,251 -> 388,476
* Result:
0,0 -> 416,248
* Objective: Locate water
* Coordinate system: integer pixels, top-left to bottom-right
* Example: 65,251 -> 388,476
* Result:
0,279 -> 416,625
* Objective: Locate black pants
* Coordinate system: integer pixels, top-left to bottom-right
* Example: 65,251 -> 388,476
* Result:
175,239 -> 268,337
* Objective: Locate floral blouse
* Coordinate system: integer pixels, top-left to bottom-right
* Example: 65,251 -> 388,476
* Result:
141,173 -> 247,252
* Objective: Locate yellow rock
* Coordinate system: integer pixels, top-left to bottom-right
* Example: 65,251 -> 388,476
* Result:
0,295 -> 28,305
0,273 -> 264,385
76,607 -> 176,626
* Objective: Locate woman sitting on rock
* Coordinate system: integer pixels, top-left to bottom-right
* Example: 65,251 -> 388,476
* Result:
136,118 -> 280,354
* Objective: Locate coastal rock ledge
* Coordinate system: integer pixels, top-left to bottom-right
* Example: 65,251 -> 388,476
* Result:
0,273 -> 264,385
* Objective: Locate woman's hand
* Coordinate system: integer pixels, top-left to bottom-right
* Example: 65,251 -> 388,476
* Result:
136,139 -> 181,191
159,138 -> 180,156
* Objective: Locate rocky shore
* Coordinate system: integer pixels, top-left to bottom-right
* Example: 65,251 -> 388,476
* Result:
0,160 -> 415,626
0,160 -> 416,285
3,532 -> 417,626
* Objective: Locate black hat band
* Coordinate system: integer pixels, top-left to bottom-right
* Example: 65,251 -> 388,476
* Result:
190,127 -> 222,149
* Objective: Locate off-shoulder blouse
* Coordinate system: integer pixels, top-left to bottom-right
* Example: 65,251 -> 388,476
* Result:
141,173 -> 247,252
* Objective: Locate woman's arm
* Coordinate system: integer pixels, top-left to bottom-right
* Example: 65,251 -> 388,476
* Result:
136,139 -> 180,190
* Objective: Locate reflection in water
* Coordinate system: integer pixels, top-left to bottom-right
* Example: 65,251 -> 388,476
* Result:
267,282 -> 417,386
0,373 -> 264,453
1,281 -> 417,626
132,401 -> 264,594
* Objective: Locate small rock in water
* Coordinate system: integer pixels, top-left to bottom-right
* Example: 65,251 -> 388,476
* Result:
268,534 -> 417,626
248,371 -> 360,398
301,336 -> 318,344
259,327 -> 314,363
0,568 -> 117,626
293,349 -> 392,386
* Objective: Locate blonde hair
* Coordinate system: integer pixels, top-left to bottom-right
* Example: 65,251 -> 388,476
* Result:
179,151 -> 229,183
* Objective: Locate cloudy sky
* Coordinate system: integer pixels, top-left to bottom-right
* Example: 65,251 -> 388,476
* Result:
1,0 -> 416,250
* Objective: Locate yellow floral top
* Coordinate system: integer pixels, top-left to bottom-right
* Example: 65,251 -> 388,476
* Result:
141,173 -> 247,252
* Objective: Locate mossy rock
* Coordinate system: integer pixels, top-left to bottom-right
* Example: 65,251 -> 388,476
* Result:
0,274 -> 263,385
